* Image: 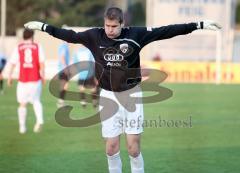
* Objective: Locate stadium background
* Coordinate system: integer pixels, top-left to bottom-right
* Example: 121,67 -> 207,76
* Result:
0,0 -> 240,173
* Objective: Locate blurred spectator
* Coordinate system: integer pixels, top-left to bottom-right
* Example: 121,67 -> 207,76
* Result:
73,45 -> 99,108
152,53 -> 162,61
0,52 -> 7,94
57,41 -> 70,107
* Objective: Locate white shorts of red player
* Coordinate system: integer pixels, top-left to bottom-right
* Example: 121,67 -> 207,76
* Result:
17,80 -> 42,104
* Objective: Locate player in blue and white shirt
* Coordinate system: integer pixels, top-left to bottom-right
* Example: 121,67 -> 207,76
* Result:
57,41 -> 70,107
0,52 -> 6,94
73,45 -> 98,108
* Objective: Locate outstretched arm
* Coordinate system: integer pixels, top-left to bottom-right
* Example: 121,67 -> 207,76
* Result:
137,20 -> 221,47
24,21 -> 91,46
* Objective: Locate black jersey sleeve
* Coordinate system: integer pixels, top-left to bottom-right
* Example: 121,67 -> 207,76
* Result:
135,23 -> 198,47
45,25 -> 94,47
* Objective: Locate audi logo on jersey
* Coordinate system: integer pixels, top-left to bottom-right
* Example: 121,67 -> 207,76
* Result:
103,47 -> 128,67
104,53 -> 124,62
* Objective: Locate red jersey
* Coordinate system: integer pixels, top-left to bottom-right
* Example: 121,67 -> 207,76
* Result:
18,42 -> 41,82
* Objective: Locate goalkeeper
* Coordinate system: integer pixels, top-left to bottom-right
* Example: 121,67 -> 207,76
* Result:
24,7 -> 221,173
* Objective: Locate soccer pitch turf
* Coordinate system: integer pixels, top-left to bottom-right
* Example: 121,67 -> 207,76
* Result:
0,81 -> 240,173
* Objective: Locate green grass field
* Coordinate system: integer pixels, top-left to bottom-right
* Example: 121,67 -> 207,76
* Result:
0,81 -> 240,173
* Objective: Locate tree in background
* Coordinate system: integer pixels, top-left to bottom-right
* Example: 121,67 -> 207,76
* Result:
125,0 -> 145,26
3,0 -> 240,35
3,0 -> 106,35
237,0 -> 240,26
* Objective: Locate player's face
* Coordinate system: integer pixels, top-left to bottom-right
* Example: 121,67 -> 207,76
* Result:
104,18 -> 122,39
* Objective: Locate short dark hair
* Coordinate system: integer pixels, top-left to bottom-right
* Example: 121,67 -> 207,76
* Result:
23,29 -> 34,40
104,7 -> 123,24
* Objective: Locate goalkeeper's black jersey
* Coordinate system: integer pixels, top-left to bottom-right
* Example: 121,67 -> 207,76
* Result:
45,23 -> 197,92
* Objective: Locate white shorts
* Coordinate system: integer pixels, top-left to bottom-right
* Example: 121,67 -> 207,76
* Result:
17,80 -> 42,104
100,85 -> 144,138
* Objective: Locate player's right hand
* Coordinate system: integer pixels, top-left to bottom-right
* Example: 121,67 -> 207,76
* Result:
24,21 -> 47,31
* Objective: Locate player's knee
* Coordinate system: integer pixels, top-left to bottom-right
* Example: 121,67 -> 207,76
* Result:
106,144 -> 119,156
127,144 -> 140,158
106,148 -> 119,156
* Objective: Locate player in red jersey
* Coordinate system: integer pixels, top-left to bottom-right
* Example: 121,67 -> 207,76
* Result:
7,29 -> 45,134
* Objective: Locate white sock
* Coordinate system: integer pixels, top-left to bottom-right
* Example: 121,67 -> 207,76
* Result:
107,151 -> 122,173
129,153 -> 144,173
33,101 -> 44,124
18,107 -> 27,129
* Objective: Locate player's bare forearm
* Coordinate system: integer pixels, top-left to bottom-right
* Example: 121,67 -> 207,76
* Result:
7,64 -> 16,86
40,62 -> 46,85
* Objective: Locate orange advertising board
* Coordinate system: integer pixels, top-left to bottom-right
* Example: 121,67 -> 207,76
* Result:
143,61 -> 240,83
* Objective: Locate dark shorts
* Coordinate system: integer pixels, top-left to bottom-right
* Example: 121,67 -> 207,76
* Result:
0,59 -> 6,73
58,71 -> 70,81
78,77 -> 96,88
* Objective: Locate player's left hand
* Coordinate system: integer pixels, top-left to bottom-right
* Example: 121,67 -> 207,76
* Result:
7,78 -> 12,87
197,20 -> 221,31
41,78 -> 46,86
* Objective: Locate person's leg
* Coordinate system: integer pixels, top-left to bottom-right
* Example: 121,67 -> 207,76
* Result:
90,86 -> 98,108
17,82 -> 28,134
106,136 -> 122,173
103,117 -> 123,173
33,100 -> 43,132
87,77 -> 99,107
79,85 -> 86,107
31,80 -> 44,133
0,72 -> 3,94
100,88 -> 124,173
0,60 -> 6,93
18,103 -> 27,134
126,134 -> 144,173
57,78 -> 69,107
0,79 -> 3,91
60,80 -> 68,98
124,85 -> 144,173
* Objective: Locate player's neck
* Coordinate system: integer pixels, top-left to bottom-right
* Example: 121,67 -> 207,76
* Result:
23,39 -> 33,43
